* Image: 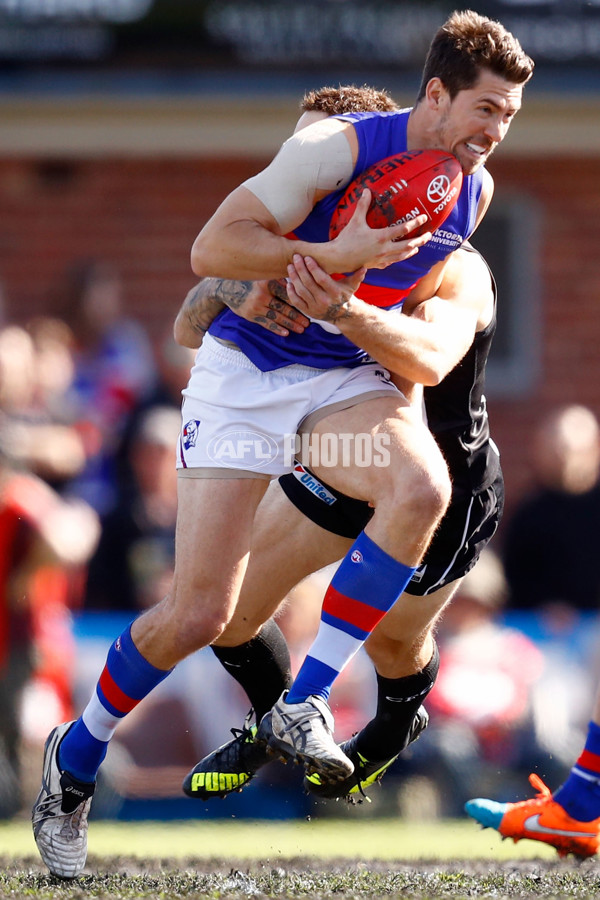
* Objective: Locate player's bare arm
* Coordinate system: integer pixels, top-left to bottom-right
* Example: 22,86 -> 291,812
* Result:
173,278 -> 311,348
191,118 -> 432,281
286,246 -> 492,385
219,278 -> 310,336
173,280 -> 227,348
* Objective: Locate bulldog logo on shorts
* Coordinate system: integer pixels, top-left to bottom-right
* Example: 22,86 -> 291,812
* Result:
182,419 -> 201,450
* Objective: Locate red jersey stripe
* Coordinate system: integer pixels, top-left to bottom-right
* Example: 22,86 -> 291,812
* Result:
354,281 -> 412,308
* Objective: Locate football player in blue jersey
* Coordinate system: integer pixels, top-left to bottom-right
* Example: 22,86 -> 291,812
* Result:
32,12 -> 533,878
178,8 -> 530,785
171,80 -> 502,811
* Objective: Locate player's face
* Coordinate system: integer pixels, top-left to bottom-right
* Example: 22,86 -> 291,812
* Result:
432,71 -> 523,175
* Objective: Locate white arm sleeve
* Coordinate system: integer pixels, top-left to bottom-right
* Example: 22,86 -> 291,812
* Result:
242,118 -> 355,234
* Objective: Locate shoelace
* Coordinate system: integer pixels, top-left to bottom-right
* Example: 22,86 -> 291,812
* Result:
228,708 -> 257,745
228,726 -> 255,751
59,801 -> 88,838
352,760 -> 370,802
35,792 -> 64,817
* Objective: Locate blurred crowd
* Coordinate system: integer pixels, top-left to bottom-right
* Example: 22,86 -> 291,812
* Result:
2,261 -> 600,821
0,261 -> 194,816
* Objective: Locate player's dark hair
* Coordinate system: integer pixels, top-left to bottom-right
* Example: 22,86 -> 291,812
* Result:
301,84 -> 399,115
416,9 -> 534,102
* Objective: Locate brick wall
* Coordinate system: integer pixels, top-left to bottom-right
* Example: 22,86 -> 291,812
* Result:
1,152 -> 599,533
485,155 -> 600,527
0,155 -> 261,334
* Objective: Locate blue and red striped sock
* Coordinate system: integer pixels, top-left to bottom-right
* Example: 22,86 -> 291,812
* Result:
58,624 -> 171,783
554,721 -> 600,821
286,531 -> 416,704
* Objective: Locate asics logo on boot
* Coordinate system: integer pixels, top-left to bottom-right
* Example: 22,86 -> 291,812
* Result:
279,715 -> 310,751
64,786 -> 86,798
523,814 -> 598,839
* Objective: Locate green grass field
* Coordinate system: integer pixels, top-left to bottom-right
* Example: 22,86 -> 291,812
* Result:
5,818 -> 599,900
1,816 -> 558,860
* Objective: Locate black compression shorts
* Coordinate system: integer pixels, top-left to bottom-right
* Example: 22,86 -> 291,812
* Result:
278,465 -> 504,597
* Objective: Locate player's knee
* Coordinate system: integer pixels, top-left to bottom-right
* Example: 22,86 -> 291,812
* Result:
174,610 -> 229,653
420,450 -> 451,518
365,626 -> 435,677
390,461 -> 450,530
375,432 -> 450,523
216,618 -> 262,648
167,580 -> 233,650
424,464 -> 452,522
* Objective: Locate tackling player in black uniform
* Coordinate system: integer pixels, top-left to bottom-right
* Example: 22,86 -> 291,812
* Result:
280,244 -> 501,596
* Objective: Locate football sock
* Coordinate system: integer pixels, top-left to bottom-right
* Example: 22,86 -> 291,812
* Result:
59,624 -> 171,783
211,619 -> 293,722
286,531 -> 417,704
355,641 -> 440,761
554,720 -> 600,821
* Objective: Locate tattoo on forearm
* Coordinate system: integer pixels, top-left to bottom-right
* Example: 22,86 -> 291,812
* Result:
184,282 -> 215,334
323,302 -> 351,323
215,280 -> 254,310
183,278 -> 258,335
182,277 -> 301,338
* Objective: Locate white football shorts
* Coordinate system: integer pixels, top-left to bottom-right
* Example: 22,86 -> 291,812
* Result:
176,333 -> 401,478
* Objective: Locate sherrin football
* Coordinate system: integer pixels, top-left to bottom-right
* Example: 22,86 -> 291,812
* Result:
329,149 -> 463,240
